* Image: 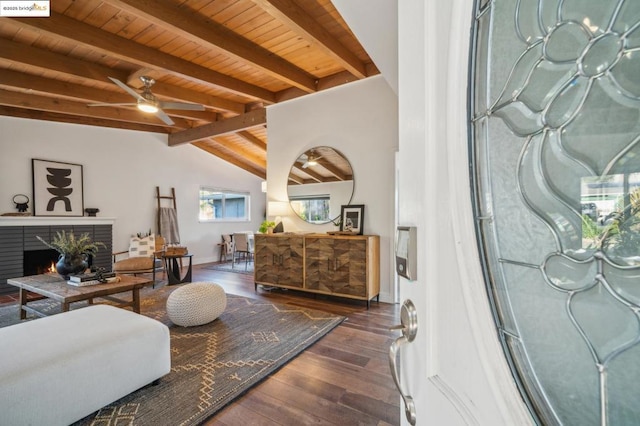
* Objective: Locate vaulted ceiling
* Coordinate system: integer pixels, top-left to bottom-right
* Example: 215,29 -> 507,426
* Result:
0,0 -> 379,179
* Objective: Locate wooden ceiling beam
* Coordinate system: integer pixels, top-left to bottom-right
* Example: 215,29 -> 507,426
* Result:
211,138 -> 267,169
237,130 -> 267,151
275,70 -> 363,103
193,142 -> 266,179
253,0 -> 368,78
168,109 -> 267,146
315,157 -> 351,181
101,0 -> 317,93
148,82 -> 245,115
0,89 -> 191,128
0,39 -> 243,115
291,165 -> 324,183
0,70 -> 216,123
288,175 -> 305,185
0,106 -> 168,134
0,69 -> 132,104
10,13 -> 276,103
0,38 -> 130,85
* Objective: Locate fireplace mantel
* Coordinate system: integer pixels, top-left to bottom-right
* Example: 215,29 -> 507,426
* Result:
0,217 -> 116,226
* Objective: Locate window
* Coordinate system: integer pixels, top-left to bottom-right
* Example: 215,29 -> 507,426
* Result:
470,0 -> 640,423
199,187 -> 250,222
289,194 -> 330,224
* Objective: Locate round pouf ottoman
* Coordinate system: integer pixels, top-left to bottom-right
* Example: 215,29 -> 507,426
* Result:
166,282 -> 227,327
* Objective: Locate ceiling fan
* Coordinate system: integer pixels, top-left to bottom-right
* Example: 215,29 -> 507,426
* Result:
298,151 -> 323,168
89,76 -> 205,125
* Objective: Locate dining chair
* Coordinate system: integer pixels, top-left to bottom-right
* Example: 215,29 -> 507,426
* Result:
232,233 -> 254,270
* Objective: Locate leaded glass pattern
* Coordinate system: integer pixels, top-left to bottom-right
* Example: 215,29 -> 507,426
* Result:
469,0 -> 640,424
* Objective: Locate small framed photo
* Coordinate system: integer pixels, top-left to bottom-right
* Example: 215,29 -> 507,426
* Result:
32,159 -> 84,216
340,204 -> 365,235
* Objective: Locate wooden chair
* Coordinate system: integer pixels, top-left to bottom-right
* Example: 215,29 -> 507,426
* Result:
219,234 -> 233,262
112,234 -> 165,287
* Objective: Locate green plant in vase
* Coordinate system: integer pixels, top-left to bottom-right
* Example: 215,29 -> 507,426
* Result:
258,220 -> 276,234
37,231 -> 106,279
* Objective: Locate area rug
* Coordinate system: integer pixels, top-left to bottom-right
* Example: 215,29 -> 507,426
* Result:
203,260 -> 254,274
0,285 -> 344,425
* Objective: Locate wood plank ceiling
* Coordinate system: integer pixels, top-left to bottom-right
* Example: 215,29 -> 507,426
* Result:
0,0 -> 378,179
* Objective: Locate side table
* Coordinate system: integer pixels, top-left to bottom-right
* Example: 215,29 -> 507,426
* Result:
163,254 -> 193,285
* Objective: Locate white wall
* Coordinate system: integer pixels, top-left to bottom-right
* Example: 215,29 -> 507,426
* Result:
0,116 -> 264,264
266,75 -> 398,303
332,0 -> 398,95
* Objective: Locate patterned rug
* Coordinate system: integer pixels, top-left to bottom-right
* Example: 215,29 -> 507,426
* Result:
203,260 -> 254,274
0,285 -> 344,425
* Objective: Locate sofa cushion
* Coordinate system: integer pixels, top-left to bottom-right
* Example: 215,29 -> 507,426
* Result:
129,234 -> 156,258
113,256 -> 155,271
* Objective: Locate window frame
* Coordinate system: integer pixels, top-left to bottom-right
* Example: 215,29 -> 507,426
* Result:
198,187 -> 251,223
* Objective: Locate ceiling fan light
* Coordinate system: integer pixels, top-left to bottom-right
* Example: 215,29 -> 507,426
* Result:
307,159 -> 318,166
137,102 -> 158,113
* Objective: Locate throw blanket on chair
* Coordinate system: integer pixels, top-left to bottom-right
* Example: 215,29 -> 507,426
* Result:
159,207 -> 180,244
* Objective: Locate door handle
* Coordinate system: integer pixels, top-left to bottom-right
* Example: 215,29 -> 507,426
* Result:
389,299 -> 418,425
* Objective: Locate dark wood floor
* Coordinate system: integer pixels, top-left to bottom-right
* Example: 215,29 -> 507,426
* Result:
0,263 -> 401,425
194,264 -> 401,426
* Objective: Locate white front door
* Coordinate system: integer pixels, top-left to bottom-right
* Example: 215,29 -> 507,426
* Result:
394,0 -> 532,424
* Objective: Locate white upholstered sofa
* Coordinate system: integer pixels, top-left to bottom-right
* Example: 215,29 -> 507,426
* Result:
0,304 -> 171,425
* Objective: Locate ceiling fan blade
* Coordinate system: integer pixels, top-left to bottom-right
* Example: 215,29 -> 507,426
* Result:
87,102 -> 136,107
108,77 -> 145,102
155,109 -> 175,126
159,101 -> 205,111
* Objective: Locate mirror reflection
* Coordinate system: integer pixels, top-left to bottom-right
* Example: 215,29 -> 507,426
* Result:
287,146 -> 354,224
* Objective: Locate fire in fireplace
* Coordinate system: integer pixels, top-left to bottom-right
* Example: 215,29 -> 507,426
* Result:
23,249 -> 60,276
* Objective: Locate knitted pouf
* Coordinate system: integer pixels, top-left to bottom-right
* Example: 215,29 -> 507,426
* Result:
166,282 -> 227,327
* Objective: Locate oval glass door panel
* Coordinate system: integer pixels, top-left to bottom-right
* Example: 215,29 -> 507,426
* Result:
287,146 -> 354,224
470,1 -> 640,425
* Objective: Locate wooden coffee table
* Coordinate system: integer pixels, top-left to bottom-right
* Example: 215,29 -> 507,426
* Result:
6,273 -> 151,319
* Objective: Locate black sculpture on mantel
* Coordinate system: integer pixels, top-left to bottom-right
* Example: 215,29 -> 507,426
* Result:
13,194 -> 29,212
84,208 -> 99,217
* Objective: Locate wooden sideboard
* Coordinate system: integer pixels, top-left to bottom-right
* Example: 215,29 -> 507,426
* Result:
254,233 -> 380,307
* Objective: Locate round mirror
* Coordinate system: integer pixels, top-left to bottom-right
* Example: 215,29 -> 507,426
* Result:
287,146 -> 354,224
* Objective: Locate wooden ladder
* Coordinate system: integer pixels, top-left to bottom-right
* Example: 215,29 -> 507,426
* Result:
156,187 -> 177,236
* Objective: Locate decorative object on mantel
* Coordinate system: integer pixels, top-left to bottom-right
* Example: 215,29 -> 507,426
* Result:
1,194 -> 32,216
84,208 -> 99,217
13,194 -> 29,212
36,231 -> 106,279
339,204 -> 365,235
32,159 -> 84,217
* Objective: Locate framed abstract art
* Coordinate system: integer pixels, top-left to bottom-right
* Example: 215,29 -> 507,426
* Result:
32,159 -> 84,216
